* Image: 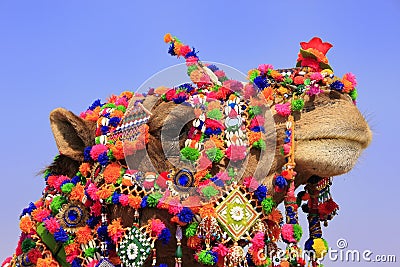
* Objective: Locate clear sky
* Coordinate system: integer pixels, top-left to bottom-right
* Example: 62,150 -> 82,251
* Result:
0,1 -> 399,266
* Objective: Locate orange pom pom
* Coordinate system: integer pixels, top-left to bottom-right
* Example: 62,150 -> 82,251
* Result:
19,216 -> 34,233
79,162 -> 91,177
128,195 -> 141,209
103,163 -> 121,184
75,226 -> 93,244
164,33 -> 173,43
69,183 -> 85,202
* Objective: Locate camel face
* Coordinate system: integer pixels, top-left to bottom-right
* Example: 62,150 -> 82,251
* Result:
293,91 -> 371,178
4,35 -> 373,267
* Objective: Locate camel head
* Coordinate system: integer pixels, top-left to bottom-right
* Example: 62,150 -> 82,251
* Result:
3,35 -> 371,267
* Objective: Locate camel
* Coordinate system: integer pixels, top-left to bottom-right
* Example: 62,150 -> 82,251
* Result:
2,35 -> 371,267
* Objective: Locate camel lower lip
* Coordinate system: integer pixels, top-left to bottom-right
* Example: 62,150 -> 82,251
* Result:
297,136 -> 370,149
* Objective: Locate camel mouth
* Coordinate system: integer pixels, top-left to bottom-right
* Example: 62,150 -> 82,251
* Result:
296,127 -> 372,150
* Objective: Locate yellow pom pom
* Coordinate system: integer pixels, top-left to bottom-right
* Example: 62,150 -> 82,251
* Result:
312,238 -> 328,259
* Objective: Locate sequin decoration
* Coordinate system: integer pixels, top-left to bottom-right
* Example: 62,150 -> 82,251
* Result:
117,226 -> 151,267
56,202 -> 88,233
215,186 -> 260,241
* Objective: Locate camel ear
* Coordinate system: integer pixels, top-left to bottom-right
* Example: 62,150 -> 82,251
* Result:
50,108 -> 96,161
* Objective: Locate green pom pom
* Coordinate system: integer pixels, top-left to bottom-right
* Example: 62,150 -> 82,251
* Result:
261,197 -> 275,214
248,69 -> 260,82
248,106 -> 262,118
84,247 -> 97,258
22,238 -> 36,253
180,147 -> 200,162
187,65 -> 198,76
116,105 -> 126,113
207,109 -> 223,120
205,148 -> 224,162
293,224 -> 303,242
304,78 -> 311,86
284,77 -> 293,84
147,192 -> 163,208
185,222 -> 199,237
197,250 -> 216,265
291,99 -> 305,111
349,88 -> 358,100
103,103 -> 116,109
61,183 -> 74,194
252,139 -> 266,150
161,94 -> 167,101
50,195 -> 67,214
201,186 -> 219,199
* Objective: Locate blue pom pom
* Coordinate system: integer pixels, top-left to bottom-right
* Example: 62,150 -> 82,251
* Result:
207,64 -> 219,72
158,228 -> 171,245
84,146 -> 92,161
253,76 -> 269,90
205,128 -> 213,136
54,228 -> 69,243
275,176 -> 288,189
112,191 -> 120,204
184,48 -> 198,59
250,126 -> 265,133
158,264 -> 168,267
141,196 -> 148,208
211,177 -> 225,187
71,176 -> 81,185
86,216 -> 100,228
254,185 -> 267,202
98,152 -> 109,166
89,99 -> 102,111
109,117 -> 121,127
71,258 -> 82,267
178,207 -> 194,223
21,202 -> 36,217
330,80 -> 344,91
168,43 -> 176,56
173,94 -> 187,104
178,83 -> 195,93
101,126 -> 109,135
97,225 -> 108,239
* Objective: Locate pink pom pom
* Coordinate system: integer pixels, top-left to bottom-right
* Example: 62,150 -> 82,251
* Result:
226,145 -> 247,162
283,143 -> 291,155
310,72 -> 323,81
86,183 -> 99,201
243,177 -> 259,190
87,260 -> 99,267
344,72 -> 357,87
213,243 -> 229,257
244,83 -> 257,99
251,232 -> 265,251
275,103 -> 291,116
115,97 -> 128,108
281,224 -> 296,243
258,64 -> 274,74
119,195 -> 129,206
44,217 -> 60,234
150,219 -> 166,236
168,199 -> 183,215
186,56 -> 198,66
54,176 -> 69,191
90,144 -> 108,160
306,85 -> 322,96
250,115 -> 265,128
214,70 -> 226,78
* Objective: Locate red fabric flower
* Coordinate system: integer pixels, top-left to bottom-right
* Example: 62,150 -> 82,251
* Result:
300,37 -> 333,55
27,248 -> 42,264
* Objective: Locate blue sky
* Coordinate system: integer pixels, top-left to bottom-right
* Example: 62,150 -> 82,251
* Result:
0,1 -> 399,265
